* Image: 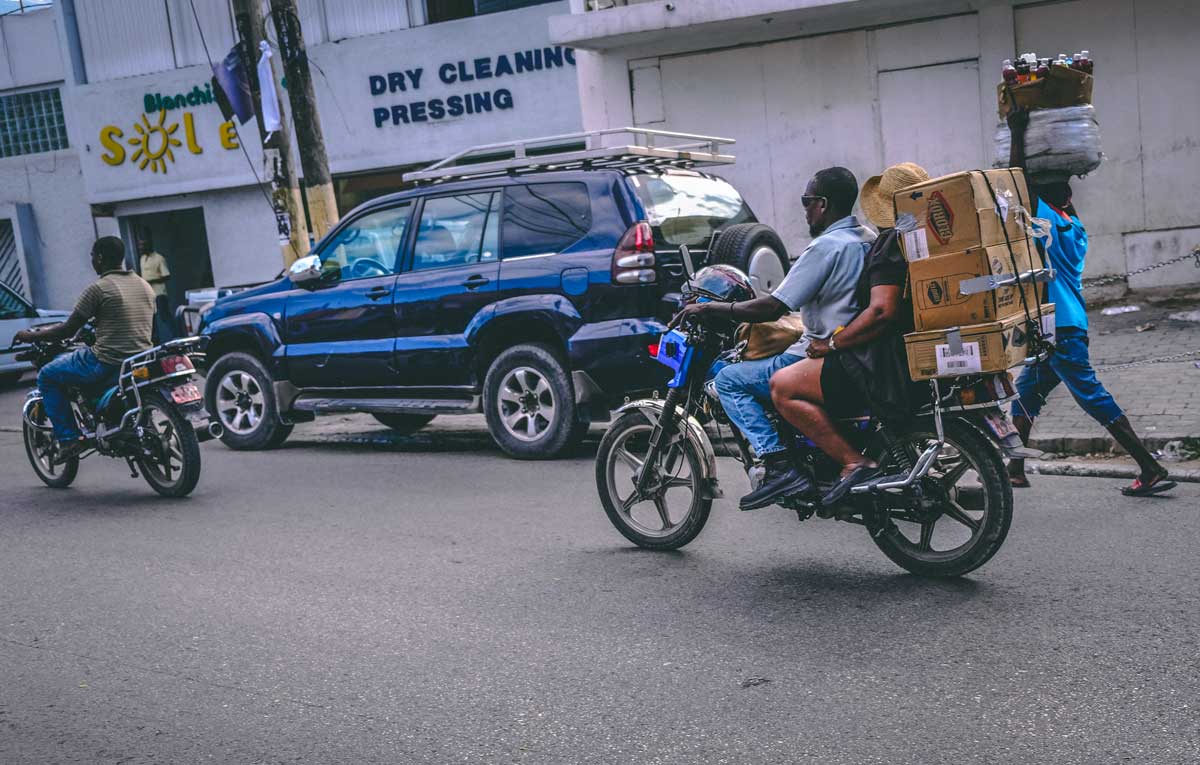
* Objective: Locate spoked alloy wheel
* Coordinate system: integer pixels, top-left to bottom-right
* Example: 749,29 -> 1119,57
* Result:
215,370 -> 265,436
136,395 -> 201,498
870,419 -> 1012,578
22,399 -> 79,489
497,366 -> 556,442
595,411 -> 711,550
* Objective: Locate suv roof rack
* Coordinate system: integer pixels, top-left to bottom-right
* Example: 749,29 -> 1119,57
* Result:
403,127 -> 735,185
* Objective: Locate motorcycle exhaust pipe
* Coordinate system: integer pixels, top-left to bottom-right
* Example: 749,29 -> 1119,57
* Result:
196,421 -> 224,442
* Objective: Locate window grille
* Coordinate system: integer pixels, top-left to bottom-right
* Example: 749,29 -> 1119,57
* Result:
0,87 -> 69,159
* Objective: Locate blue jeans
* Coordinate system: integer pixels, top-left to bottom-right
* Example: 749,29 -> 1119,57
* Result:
1012,326 -> 1123,427
713,352 -> 803,457
37,347 -> 118,442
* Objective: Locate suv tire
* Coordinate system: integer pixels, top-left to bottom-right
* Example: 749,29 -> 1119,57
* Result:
484,343 -> 587,460
710,223 -> 790,296
205,351 -> 294,450
372,413 -> 436,434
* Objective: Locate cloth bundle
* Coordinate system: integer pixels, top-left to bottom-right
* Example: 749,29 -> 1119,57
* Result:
993,104 -> 1103,184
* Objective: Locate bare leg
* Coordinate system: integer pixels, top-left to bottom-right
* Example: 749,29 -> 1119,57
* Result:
770,359 -> 876,479
1007,414 -> 1033,488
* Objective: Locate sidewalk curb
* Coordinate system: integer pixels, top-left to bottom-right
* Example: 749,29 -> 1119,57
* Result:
1028,460 -> 1200,484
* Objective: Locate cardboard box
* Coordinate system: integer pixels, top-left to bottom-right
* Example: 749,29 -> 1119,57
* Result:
904,304 -> 1056,381
909,240 -> 1041,331
895,169 -> 1032,260
997,66 -> 1094,120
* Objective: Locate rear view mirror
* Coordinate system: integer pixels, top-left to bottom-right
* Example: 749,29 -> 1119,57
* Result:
288,255 -> 322,286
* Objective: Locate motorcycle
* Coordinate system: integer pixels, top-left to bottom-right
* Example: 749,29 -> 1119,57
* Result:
14,328 -> 219,497
595,247 -> 1048,578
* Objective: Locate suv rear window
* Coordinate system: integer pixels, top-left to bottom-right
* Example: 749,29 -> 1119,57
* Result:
628,172 -> 752,246
502,182 -> 592,259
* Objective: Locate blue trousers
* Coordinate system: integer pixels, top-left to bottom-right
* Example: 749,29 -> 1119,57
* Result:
1012,326 -> 1123,427
37,347 -> 117,442
713,352 -> 803,457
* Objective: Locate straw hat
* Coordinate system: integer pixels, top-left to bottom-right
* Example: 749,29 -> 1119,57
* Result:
860,162 -> 931,228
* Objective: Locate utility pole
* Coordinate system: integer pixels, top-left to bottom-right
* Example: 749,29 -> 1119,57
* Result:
231,0 -> 308,268
269,0 -> 339,241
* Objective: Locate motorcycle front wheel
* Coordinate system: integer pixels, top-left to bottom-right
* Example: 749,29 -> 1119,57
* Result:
595,410 -> 712,550
869,418 -> 1012,578
136,394 -> 202,498
22,399 -> 79,489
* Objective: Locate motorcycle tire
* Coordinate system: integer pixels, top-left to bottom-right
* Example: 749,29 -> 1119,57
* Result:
596,410 -> 712,550
868,418 -> 1012,578
22,399 -> 79,489
136,393 -> 202,498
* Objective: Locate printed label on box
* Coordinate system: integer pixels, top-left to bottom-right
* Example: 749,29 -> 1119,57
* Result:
903,228 -> 930,261
935,341 -> 982,375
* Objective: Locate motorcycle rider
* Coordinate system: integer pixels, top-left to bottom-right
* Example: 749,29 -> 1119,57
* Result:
14,236 -> 155,462
670,167 -> 875,510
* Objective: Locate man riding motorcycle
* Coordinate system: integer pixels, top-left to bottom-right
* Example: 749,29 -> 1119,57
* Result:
670,167 -> 875,511
14,236 -> 155,462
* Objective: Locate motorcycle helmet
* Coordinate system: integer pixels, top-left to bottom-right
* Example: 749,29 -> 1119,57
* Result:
683,264 -> 756,304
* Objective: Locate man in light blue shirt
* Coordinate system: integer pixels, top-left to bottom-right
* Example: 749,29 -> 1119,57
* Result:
671,167 -> 875,509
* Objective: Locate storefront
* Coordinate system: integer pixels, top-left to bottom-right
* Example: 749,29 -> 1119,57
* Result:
11,1 -> 581,309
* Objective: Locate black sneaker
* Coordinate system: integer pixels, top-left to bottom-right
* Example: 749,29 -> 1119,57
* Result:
740,461 -> 814,511
53,438 -> 90,465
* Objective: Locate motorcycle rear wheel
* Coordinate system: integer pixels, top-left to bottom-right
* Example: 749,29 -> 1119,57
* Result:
136,394 -> 202,498
869,419 -> 1012,578
596,410 -> 712,550
22,400 -> 79,489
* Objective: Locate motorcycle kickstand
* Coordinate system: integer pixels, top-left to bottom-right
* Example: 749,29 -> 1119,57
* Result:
126,457 -> 139,479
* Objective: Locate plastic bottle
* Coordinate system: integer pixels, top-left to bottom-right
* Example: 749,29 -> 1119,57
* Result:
1015,59 -> 1030,84
1080,50 -> 1093,75
1036,58 -> 1050,79
1002,58 -> 1018,85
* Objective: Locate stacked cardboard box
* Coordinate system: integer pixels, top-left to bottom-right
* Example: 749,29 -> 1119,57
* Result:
893,168 -> 1052,379
905,306 -> 1056,381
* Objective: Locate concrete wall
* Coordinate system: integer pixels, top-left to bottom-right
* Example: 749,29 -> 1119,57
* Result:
0,6 -> 63,89
569,0 -> 1200,289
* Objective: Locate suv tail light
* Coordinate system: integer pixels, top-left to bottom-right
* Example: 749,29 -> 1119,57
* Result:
612,221 -> 656,285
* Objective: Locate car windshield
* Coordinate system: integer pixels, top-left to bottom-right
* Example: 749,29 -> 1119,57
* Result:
0,282 -> 32,320
628,172 -> 753,247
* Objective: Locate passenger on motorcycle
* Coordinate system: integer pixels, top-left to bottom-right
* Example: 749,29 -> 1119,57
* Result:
670,167 -> 874,511
13,236 -> 155,462
769,163 -> 931,505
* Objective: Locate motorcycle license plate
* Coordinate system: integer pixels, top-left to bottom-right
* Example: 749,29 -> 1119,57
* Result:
983,410 -> 1017,439
171,383 -> 202,405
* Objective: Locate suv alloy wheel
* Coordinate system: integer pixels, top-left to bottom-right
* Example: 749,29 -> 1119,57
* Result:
204,352 -> 294,450
483,343 -> 588,459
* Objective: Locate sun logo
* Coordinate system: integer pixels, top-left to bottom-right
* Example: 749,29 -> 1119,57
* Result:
127,110 -> 183,173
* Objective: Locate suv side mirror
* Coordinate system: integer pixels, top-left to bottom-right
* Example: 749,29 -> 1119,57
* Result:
288,255 -> 322,287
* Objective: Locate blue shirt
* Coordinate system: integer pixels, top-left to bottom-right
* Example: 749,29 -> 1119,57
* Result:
772,215 -> 875,355
1036,197 -> 1088,330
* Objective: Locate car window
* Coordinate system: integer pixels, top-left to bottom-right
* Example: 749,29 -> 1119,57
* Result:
628,172 -> 752,246
0,282 -> 33,320
319,203 -> 412,280
412,193 -> 498,271
501,182 -> 592,259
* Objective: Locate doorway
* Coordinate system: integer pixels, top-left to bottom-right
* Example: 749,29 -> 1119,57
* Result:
122,207 -> 215,315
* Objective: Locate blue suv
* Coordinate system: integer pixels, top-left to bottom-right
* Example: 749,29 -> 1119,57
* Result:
199,137 -> 787,458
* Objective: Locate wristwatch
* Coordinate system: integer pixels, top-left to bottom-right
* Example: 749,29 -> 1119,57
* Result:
828,335 -> 837,351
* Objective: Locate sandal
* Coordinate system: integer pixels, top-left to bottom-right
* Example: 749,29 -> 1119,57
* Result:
1121,469 -> 1176,497
822,463 -> 882,506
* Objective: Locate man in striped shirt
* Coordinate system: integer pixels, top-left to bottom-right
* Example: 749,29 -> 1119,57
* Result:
15,236 -> 155,461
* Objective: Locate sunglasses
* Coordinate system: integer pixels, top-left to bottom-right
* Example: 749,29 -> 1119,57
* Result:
801,195 -> 828,208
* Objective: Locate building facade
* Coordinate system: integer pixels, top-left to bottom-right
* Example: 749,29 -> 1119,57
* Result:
551,0 -> 1200,293
0,0 -> 580,309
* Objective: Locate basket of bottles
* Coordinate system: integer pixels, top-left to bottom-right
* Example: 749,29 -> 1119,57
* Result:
993,52 -> 1102,183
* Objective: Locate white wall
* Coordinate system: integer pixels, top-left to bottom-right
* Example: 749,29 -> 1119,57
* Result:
0,6 -> 64,89
575,0 -> 1200,287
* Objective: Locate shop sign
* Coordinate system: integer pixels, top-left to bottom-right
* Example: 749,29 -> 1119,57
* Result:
368,45 -> 575,128
98,109 -> 240,174
143,83 -> 218,114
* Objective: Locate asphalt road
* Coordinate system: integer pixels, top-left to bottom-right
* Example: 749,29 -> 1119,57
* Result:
1,382 -> 1198,763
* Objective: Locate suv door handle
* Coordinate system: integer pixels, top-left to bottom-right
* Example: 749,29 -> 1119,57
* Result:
365,286 -> 391,300
462,275 -> 490,290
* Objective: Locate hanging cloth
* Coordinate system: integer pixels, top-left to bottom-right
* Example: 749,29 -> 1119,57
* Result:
257,41 -> 282,139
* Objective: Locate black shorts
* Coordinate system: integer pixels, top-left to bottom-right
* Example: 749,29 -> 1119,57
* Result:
820,354 -> 867,417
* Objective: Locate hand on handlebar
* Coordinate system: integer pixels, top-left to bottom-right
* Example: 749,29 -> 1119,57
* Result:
667,301 -> 713,331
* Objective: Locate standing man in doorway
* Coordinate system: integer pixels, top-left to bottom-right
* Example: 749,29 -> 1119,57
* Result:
139,231 -> 174,342
1006,108 -> 1173,496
